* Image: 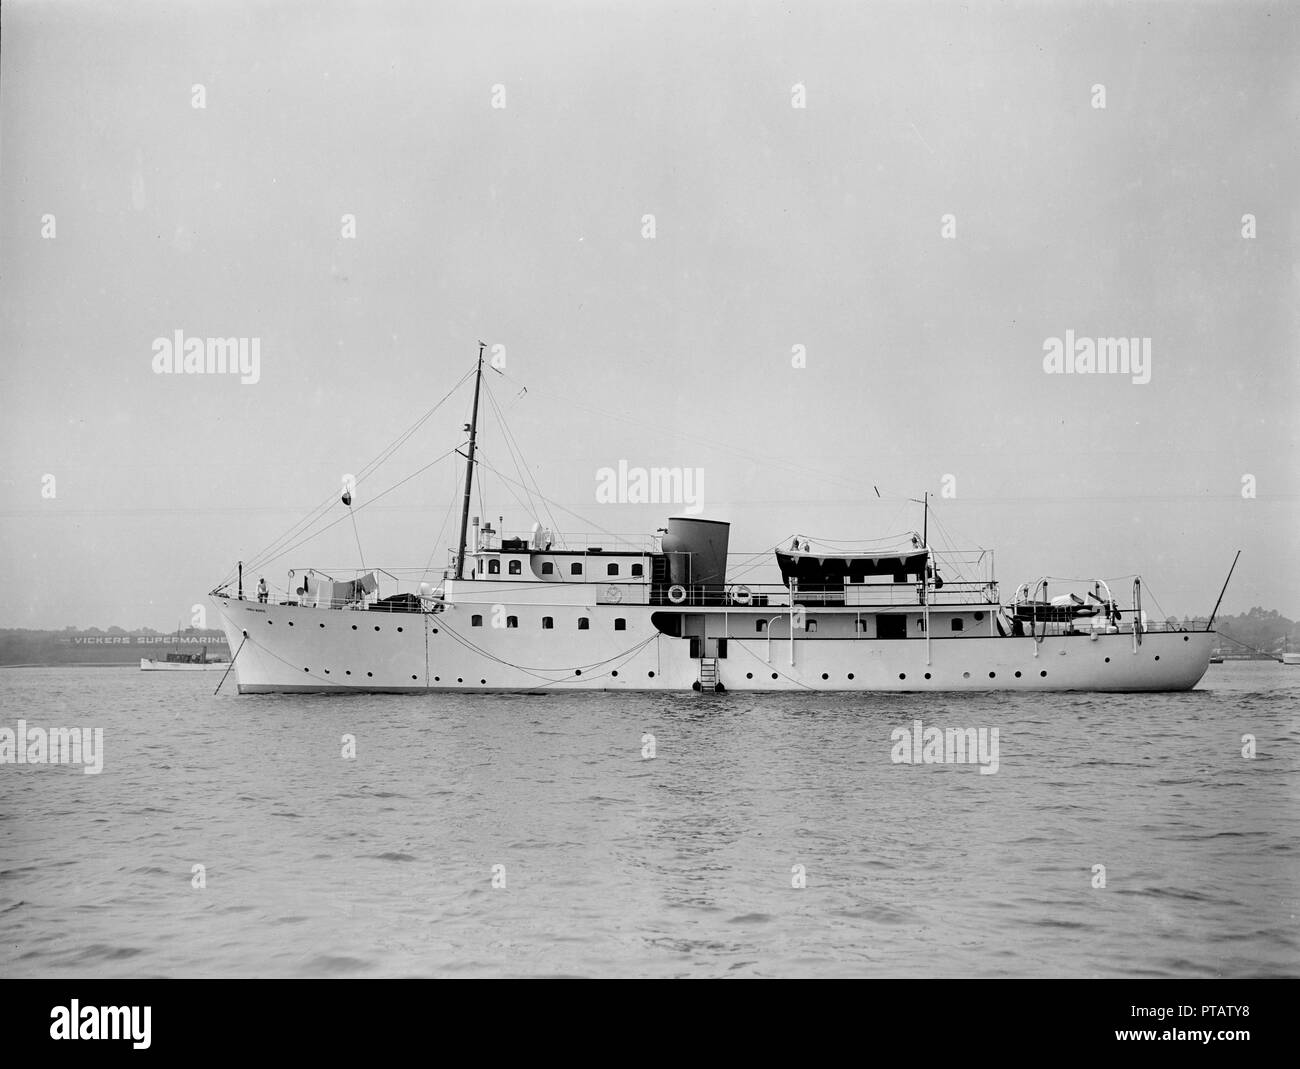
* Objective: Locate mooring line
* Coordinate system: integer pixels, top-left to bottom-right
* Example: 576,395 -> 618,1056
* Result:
214,632 -> 246,695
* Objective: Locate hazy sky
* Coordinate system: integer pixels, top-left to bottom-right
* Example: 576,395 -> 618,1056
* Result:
2,0 -> 1296,630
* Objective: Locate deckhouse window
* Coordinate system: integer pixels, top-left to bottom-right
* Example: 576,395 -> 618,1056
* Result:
542,562 -> 554,575
508,560 -> 522,575
856,619 -> 868,633
506,616 -> 518,629
577,617 -> 590,630
631,563 -> 643,577
571,562 -> 583,576
756,620 -> 767,633
607,563 -> 619,576
471,614 -> 483,627
951,618 -> 964,632
488,559 -> 500,575
541,617 -> 554,629
805,620 -> 818,633
614,618 -> 626,631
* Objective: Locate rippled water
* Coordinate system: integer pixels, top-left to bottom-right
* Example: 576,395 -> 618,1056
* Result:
0,664 -> 1296,977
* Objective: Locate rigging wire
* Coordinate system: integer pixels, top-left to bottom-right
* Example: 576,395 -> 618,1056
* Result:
422,465 -> 461,580
483,377 -> 565,545
491,367 -> 894,503
483,384 -> 539,523
475,448 -> 543,527
222,368 -> 474,583
240,447 -> 462,576
472,455 -> 632,546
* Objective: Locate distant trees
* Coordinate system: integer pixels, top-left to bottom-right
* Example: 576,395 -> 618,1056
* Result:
1216,607 -> 1297,657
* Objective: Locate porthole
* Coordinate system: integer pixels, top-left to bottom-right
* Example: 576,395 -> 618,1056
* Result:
457,677 -> 463,683
648,671 -> 655,678
847,673 -> 854,680
367,672 -> 373,678
346,670 -> 351,676
1183,636 -> 1189,642
411,675 -> 418,680
1014,670 -> 1022,678
575,669 -> 582,676
432,628 -> 439,634
434,676 -> 440,682
480,678 -> 486,684
821,673 -> 829,680
962,671 -> 970,679
319,623 -> 325,628
324,669 -> 330,674
288,621 -> 294,627
351,625 -> 357,631
1040,670 -> 1047,677
303,667 -> 309,672
1154,655 -> 1160,661
611,670 -> 619,677
1104,657 -> 1110,663
989,671 -> 996,679
267,620 -> 273,625
974,612 -> 985,622
374,626 -> 380,632
771,673 -> 778,680
924,672 -> 931,680
899,673 -> 906,680
746,673 -> 753,679
397,627 -> 404,633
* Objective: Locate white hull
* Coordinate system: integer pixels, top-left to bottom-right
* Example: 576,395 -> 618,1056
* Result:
1283,653 -> 1300,665
213,597 -> 1213,694
140,658 -> 227,671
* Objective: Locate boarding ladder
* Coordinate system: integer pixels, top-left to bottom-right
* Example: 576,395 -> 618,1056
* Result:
698,657 -> 719,691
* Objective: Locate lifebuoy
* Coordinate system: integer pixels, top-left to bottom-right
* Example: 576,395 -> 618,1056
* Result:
667,584 -> 687,604
730,585 -> 752,605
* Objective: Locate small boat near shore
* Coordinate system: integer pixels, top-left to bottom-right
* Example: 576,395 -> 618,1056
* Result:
140,649 -> 227,671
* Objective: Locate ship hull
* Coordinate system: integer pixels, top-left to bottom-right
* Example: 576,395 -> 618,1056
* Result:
213,597 -> 1214,694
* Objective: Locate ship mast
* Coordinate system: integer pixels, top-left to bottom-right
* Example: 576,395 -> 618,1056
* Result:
921,491 -> 931,666
455,343 -> 486,580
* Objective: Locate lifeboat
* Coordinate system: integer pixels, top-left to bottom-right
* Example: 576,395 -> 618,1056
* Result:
775,544 -> 929,586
